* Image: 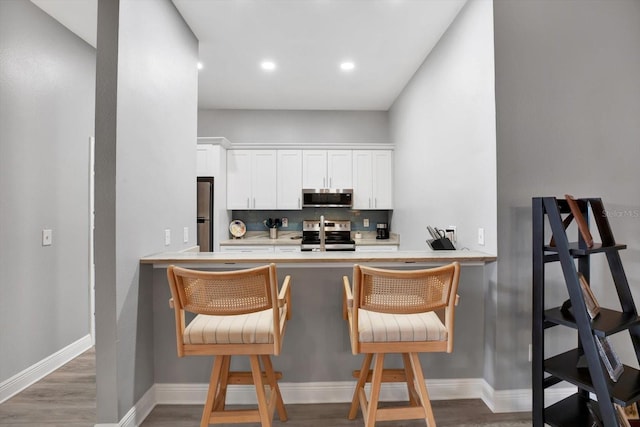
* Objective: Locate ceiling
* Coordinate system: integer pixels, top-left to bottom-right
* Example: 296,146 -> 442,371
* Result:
31,0 -> 466,111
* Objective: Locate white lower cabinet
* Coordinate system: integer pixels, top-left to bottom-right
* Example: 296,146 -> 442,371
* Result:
220,245 -> 301,253
220,245 -> 275,253
275,246 -> 301,253
355,245 -> 398,252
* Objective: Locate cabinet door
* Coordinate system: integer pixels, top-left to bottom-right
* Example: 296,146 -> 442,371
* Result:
352,151 -> 373,209
327,150 -> 352,188
251,150 -> 277,209
275,245 -> 301,253
196,144 -> 214,176
277,150 -> 302,209
355,245 -> 398,252
302,150 -> 327,188
372,151 -> 393,209
220,245 -> 275,253
227,150 -> 252,209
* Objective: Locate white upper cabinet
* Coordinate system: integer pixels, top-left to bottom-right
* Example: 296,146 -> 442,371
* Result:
352,150 -> 393,209
227,150 -> 277,209
277,150 -> 302,209
302,150 -> 352,188
196,144 -> 215,176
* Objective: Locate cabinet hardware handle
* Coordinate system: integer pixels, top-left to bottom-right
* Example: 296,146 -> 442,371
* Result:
369,198 -> 371,208
329,177 -> 332,188
247,198 -> 250,208
253,197 -> 256,208
375,198 -> 377,208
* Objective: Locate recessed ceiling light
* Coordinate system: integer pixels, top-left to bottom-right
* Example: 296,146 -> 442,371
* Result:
261,61 -> 276,71
340,61 -> 355,71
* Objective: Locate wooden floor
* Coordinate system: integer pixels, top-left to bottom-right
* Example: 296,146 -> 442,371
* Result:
0,348 -> 531,426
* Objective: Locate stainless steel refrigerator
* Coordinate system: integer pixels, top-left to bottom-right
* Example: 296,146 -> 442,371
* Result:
197,177 -> 214,252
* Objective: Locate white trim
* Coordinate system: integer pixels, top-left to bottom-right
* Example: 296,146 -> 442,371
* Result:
100,379 -> 575,426
197,136 -> 231,148
197,136 -> 394,151
481,381 -> 575,413
0,334 -> 92,404
154,378 -> 511,409
119,385 -> 156,427
89,136 -> 96,345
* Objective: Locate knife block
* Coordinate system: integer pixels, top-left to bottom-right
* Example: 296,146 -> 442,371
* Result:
427,237 -> 456,250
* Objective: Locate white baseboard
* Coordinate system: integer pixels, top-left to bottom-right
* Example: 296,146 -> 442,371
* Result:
108,379 -> 576,426
0,334 -> 92,404
154,378 -> 538,411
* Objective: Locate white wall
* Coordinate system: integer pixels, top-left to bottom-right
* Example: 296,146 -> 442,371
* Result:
94,0 -> 198,422
389,0 -> 496,254
0,0 -> 94,387
198,109 -> 390,146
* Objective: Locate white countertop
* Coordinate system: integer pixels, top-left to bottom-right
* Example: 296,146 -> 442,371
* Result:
140,248 -> 496,268
219,230 -> 400,246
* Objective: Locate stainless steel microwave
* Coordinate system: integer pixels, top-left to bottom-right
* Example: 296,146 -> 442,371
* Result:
302,189 -> 353,208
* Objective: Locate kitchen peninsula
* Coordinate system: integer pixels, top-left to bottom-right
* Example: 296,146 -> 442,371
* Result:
141,249 -> 496,404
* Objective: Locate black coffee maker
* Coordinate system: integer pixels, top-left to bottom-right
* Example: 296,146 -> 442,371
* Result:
376,223 -> 389,239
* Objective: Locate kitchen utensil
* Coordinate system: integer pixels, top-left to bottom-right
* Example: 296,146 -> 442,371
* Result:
229,220 -> 246,238
263,218 -> 282,229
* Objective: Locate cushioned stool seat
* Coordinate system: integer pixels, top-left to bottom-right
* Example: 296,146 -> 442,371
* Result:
343,262 -> 460,427
167,264 -> 291,427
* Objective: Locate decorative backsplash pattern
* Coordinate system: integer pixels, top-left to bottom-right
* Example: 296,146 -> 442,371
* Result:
230,208 -> 391,233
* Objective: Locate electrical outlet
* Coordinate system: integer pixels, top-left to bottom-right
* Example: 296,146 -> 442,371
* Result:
42,229 -> 53,246
478,227 -> 485,246
165,229 -> 171,246
281,218 -> 288,228
445,226 -> 457,243
183,227 -> 189,243
364,219 -> 369,227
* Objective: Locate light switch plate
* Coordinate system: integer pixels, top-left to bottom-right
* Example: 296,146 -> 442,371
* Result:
478,228 -> 485,246
165,229 -> 171,246
364,219 -> 369,227
183,227 -> 189,243
42,229 -> 52,246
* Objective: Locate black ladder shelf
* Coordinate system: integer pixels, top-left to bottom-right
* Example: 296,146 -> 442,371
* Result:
532,196 -> 640,427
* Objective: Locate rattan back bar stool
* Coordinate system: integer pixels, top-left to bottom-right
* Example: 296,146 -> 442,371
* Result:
342,262 -> 461,427
167,263 -> 291,427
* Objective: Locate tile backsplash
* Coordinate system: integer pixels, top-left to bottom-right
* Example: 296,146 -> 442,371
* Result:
230,208 -> 391,233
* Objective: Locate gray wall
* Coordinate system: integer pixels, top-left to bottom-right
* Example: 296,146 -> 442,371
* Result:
152,264 -> 487,384
493,0 -> 640,390
94,0 -> 198,422
0,0 -> 94,385
198,109 -> 391,145
389,0 -> 497,254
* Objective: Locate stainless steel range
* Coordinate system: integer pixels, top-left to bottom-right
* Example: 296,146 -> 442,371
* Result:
301,218 -> 355,251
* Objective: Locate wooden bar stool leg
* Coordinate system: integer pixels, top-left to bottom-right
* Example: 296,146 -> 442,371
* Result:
250,354 -> 272,427
261,354 -> 287,421
365,353 -> 385,427
349,353 -> 373,420
402,353 -> 419,406
213,355 -> 231,412
409,352 -> 436,427
201,355 -> 224,427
